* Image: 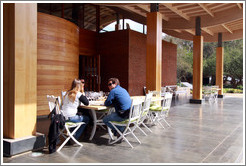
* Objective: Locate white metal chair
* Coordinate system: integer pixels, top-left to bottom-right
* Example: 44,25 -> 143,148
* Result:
135,93 -> 153,135
203,86 -> 218,103
149,93 -> 173,129
109,99 -> 143,148
60,91 -> 67,109
47,95 -> 85,152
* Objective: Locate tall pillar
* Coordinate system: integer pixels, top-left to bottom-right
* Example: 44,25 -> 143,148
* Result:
216,33 -> 224,98
146,4 -> 162,92
96,5 -> 100,33
3,3 -> 44,156
190,17 -> 203,104
115,13 -> 120,31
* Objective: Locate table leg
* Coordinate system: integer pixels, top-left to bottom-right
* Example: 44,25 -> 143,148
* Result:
89,109 -> 97,140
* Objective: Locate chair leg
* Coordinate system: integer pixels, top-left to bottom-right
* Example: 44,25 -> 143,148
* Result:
136,125 -> 147,136
109,123 -> 134,148
141,122 -> 152,133
163,118 -> 171,127
157,119 -> 165,129
128,128 -> 141,144
57,124 -> 83,152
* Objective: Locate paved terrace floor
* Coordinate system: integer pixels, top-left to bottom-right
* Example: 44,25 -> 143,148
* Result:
3,94 -> 244,164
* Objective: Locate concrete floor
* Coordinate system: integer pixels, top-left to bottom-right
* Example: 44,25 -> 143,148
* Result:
3,94 -> 244,164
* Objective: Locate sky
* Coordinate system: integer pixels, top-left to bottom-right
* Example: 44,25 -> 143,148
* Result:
101,19 -> 167,38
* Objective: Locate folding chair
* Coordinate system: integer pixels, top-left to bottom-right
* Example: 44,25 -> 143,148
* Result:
60,91 -> 67,109
149,92 -> 173,129
135,93 -> 153,135
47,95 -> 85,152
109,99 -> 143,148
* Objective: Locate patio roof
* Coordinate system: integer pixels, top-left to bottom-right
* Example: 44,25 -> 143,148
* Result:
38,3 -> 243,42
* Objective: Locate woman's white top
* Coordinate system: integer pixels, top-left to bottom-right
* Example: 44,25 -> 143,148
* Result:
62,91 -> 82,119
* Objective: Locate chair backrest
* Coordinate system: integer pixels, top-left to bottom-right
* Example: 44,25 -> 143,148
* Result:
61,91 -> 67,107
128,99 -> 143,122
161,87 -> 166,93
148,90 -> 161,97
162,92 -> 173,110
47,95 -> 61,114
142,93 -> 153,114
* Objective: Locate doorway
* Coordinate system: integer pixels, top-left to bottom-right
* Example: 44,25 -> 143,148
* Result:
79,55 -> 101,91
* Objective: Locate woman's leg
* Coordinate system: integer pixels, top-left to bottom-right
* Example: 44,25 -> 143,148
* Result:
69,115 -> 89,140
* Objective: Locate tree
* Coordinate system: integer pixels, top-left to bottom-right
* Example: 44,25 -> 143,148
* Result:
163,35 -> 243,88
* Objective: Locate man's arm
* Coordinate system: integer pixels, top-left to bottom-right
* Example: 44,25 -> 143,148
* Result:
104,91 -> 114,106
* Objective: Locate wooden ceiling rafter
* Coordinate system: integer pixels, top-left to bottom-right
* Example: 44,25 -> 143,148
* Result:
222,24 -> 233,34
185,29 -> 195,35
121,5 -> 147,18
37,3 -> 243,42
237,3 -> 242,9
162,3 -> 190,21
202,27 -> 214,36
198,3 -> 214,17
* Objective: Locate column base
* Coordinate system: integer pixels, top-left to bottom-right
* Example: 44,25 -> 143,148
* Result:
218,95 -> 224,98
3,132 -> 46,157
190,99 -> 203,104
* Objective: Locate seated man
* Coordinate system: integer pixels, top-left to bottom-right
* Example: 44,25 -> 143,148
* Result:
103,78 -> 132,138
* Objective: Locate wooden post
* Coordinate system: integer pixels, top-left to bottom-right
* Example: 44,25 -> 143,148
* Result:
61,4 -> 64,18
96,5 -> 100,33
115,13 -> 120,31
216,33 -> 224,98
78,4 -> 84,29
3,3 -> 37,139
190,17 -> 203,104
146,10 -> 162,92
123,17 -> 125,30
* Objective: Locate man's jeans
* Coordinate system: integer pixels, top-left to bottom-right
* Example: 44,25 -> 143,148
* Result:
68,115 -> 89,140
103,112 -> 126,134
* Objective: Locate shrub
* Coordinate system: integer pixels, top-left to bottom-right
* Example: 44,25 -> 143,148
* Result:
223,88 -> 243,93
236,85 -> 243,90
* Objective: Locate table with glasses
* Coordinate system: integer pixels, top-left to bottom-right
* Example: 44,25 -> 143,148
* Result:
79,94 -> 165,141
80,91 -> 111,140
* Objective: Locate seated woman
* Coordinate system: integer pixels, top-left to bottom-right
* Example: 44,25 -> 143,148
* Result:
62,79 -> 90,141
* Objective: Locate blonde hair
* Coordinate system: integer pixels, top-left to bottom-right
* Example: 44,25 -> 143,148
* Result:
67,79 -> 81,102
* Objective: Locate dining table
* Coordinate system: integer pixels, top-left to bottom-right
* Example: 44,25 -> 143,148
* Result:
79,95 -> 165,140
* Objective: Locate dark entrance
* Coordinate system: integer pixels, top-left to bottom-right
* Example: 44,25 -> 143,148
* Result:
79,55 -> 101,91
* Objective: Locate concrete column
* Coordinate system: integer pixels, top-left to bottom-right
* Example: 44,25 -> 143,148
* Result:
146,12 -> 162,92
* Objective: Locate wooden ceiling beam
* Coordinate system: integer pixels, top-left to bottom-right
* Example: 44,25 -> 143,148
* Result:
237,3 -> 242,9
106,6 -> 146,24
222,24 -> 233,34
162,6 -> 242,30
121,5 -> 147,17
202,27 -> 214,36
163,29 -> 242,42
198,3 -> 214,17
162,3 -> 190,21
137,4 -> 169,21
185,29 -> 195,35
174,29 -> 182,33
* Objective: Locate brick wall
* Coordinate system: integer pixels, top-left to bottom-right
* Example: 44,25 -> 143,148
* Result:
162,41 -> 177,86
128,30 -> 146,96
98,30 -> 129,93
97,30 -> 177,95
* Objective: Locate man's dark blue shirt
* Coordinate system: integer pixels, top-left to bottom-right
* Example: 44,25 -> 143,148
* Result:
104,85 -> 132,115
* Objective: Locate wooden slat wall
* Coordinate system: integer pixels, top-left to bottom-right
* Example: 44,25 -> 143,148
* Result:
79,28 -> 97,56
37,13 -> 79,116
3,4 -> 37,139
